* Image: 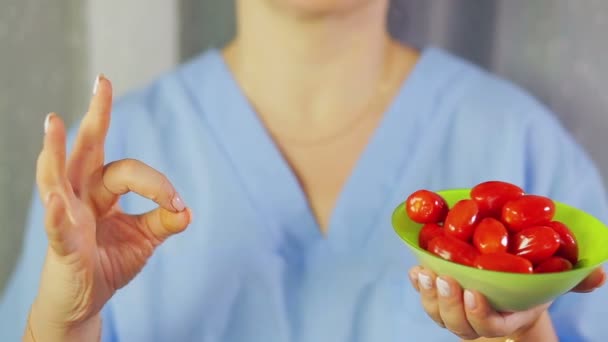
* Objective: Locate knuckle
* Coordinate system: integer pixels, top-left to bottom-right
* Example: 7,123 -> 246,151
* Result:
456,331 -> 479,340
36,155 -> 50,181
422,306 -> 443,327
117,158 -> 141,174
445,323 -> 478,340
433,317 -> 446,329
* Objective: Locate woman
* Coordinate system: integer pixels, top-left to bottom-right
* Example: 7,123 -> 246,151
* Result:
2,0 -> 607,341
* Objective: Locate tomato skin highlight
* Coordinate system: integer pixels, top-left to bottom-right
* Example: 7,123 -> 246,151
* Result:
471,181 -> 524,218
444,199 -> 479,241
406,190 -> 449,224
534,256 -> 573,273
510,226 -> 561,265
474,253 -> 534,274
502,195 -> 556,232
545,221 -> 579,265
427,236 -> 479,266
473,217 -> 509,254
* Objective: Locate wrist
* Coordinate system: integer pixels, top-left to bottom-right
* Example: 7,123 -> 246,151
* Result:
28,300 -> 101,342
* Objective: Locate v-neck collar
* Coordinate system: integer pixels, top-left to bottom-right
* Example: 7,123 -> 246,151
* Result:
178,47 -> 462,256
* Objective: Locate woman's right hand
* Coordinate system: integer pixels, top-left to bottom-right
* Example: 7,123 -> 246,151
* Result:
26,75 -> 191,341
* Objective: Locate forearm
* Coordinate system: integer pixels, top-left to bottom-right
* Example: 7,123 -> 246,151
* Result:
463,311 -> 557,342
23,302 -> 102,342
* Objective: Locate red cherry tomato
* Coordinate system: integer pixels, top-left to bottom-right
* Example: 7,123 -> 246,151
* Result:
534,256 -> 573,273
545,221 -> 579,265
501,195 -> 555,232
427,236 -> 479,266
405,190 -> 448,224
470,181 -> 524,218
444,199 -> 479,241
510,226 -> 561,264
472,217 -> 509,254
418,223 -> 444,250
474,252 -> 533,273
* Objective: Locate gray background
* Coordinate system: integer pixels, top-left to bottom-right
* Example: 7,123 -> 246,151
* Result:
1,0 -> 607,292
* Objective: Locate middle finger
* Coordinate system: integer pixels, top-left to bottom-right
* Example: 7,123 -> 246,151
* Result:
67,75 -> 113,189
435,276 -> 478,340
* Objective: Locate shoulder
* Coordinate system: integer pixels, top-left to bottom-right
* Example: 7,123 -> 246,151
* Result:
421,48 -> 608,212
419,47 -> 561,132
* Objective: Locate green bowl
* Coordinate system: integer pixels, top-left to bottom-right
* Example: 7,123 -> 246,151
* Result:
392,189 -> 608,312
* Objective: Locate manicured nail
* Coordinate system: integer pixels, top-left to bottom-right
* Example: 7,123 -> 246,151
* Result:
44,113 -> 52,133
418,273 -> 432,290
464,290 -> 476,310
93,74 -> 102,95
172,194 -> 186,212
436,277 -> 450,297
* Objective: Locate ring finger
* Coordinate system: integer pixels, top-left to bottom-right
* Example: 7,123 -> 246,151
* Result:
436,276 -> 478,340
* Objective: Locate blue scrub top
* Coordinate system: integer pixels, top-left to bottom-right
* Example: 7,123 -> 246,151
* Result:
2,47 -> 608,342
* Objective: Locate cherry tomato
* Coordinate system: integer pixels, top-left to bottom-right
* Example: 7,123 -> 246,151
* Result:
510,226 -> 561,264
444,199 -> 479,241
405,190 -> 448,224
470,181 -> 524,218
418,223 -> 444,250
427,236 -> 479,266
545,221 -> 579,265
501,195 -> 555,232
474,252 -> 533,273
472,217 -> 509,254
534,256 -> 573,273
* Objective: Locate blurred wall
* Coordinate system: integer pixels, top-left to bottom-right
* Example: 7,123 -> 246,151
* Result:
392,0 -> 608,179
2,0 -> 608,293
0,0 -> 88,291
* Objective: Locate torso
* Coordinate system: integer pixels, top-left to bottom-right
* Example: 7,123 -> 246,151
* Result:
94,46 -> 598,342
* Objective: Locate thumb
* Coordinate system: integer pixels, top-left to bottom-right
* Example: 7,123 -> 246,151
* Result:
135,207 -> 192,243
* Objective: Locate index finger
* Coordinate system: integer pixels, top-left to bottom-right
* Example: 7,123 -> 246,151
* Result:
93,158 -> 187,215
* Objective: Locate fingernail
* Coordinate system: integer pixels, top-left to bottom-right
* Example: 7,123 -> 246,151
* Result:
93,74 -> 102,95
418,273 -> 432,290
171,194 -> 186,212
436,277 -> 450,297
44,113 -> 52,133
464,290 -> 476,310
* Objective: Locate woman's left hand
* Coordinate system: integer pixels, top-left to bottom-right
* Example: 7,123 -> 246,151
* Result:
408,266 -> 606,340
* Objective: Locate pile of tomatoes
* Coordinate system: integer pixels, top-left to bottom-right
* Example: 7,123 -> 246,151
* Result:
405,181 -> 578,274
